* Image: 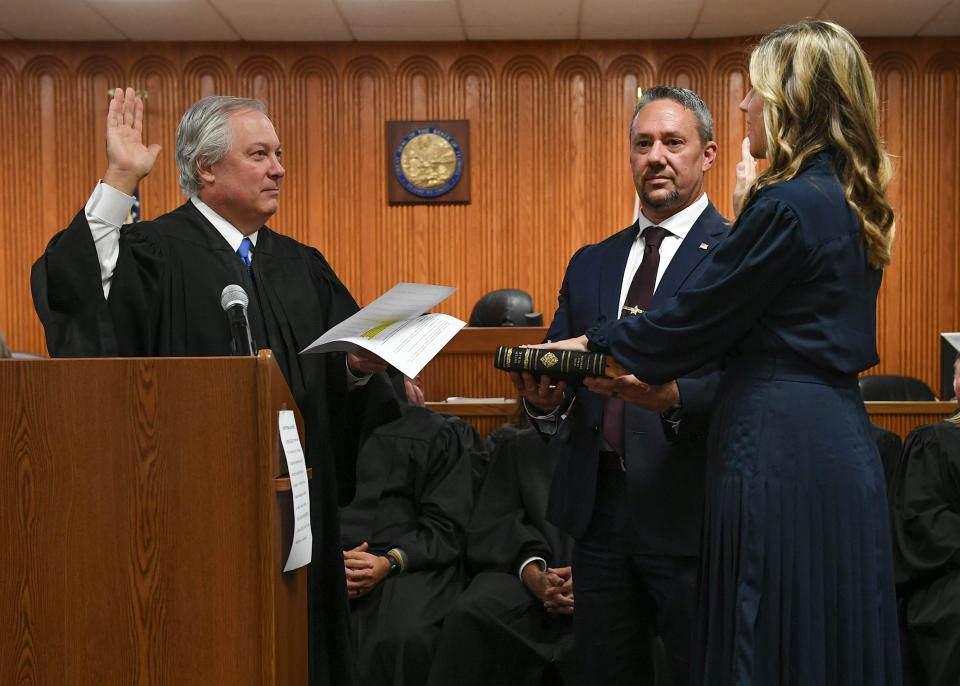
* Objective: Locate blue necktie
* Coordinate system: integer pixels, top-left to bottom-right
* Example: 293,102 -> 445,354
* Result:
237,237 -> 253,268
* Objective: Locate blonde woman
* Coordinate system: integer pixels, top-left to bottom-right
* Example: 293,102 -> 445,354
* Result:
891,355 -> 960,686
541,20 -> 901,684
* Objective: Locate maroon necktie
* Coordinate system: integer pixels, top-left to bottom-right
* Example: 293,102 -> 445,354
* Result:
602,225 -> 671,455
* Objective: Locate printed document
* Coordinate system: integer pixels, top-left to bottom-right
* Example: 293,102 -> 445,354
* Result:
279,411 -> 312,572
300,283 -> 465,379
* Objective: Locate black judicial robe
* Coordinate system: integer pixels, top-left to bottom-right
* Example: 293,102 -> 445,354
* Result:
469,425 -> 573,576
427,426 -> 575,686
891,419 -> 960,686
871,423 -> 904,494
31,202 -> 401,686
340,405 -> 479,685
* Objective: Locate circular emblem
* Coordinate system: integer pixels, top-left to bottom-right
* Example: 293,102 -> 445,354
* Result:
393,127 -> 464,198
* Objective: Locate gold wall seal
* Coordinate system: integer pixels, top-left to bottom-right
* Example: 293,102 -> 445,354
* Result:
400,133 -> 457,189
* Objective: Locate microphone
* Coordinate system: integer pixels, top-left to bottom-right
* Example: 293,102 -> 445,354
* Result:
220,284 -> 257,356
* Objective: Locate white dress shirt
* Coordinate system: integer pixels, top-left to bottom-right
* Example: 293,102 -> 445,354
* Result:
618,192 -> 709,314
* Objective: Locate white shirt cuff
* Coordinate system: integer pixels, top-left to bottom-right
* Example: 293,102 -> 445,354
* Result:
523,396 -> 575,437
522,397 -> 564,420
87,181 -> 135,229
518,556 -> 547,581
345,358 -> 372,390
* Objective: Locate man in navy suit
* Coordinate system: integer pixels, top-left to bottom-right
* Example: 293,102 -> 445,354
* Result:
513,87 -> 729,686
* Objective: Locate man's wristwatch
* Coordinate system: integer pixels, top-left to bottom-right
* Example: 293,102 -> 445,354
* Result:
383,554 -> 401,576
384,547 -> 405,576
662,397 -> 683,422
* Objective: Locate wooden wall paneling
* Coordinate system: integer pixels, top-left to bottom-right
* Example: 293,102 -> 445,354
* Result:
19,57 -> 73,355
339,56 -> 391,304
0,57 -> 24,352
182,54 -> 232,102
875,52 -> 929,381
395,56 -> 446,309
76,56 -> 124,200
504,56 -> 552,318
928,53 -> 960,375
555,55 -> 601,263
289,56 -> 339,263
710,52 -> 751,221
602,55 -> 656,239
450,55 -> 496,316
132,56 -> 182,220
0,38 -> 958,398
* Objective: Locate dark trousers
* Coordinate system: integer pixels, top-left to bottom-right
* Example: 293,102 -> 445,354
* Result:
573,468 -> 698,686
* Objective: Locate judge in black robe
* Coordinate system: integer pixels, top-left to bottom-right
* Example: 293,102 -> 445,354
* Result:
427,425 -> 575,686
890,413 -> 960,686
340,377 -> 479,685
30,89 -> 399,686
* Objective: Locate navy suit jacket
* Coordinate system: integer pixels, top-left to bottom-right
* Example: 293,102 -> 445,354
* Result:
545,202 -> 729,555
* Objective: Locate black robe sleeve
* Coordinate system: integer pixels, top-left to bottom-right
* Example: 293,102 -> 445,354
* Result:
31,210 -> 121,356
341,408 -> 476,573
892,421 -> 960,591
392,415 -> 477,571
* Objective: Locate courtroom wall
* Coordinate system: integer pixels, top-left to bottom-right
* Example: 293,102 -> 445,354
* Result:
0,38 -> 957,391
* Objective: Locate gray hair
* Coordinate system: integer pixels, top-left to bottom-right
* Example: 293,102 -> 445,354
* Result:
630,86 -> 714,144
175,96 -> 268,197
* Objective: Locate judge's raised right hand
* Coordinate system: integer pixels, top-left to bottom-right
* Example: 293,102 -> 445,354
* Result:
102,86 -> 162,196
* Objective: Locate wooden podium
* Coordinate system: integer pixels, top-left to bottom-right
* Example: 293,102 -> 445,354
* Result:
0,351 -> 308,685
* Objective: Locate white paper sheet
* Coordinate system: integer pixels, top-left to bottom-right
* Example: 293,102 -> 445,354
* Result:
299,283 -> 465,379
278,410 -> 312,572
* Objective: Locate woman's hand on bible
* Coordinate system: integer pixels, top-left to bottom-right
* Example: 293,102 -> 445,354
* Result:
584,373 -> 680,413
531,335 -> 590,352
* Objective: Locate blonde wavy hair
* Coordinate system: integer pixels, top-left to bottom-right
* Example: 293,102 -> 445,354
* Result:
741,19 -> 896,268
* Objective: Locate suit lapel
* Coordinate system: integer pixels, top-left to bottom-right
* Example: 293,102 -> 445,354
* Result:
652,203 -> 726,306
599,222 -> 639,322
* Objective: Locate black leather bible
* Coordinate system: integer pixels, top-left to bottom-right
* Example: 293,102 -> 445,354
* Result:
493,346 -> 608,382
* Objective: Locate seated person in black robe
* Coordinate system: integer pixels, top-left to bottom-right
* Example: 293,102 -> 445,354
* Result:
340,374 -> 481,685
30,87 -> 398,686
427,422 -> 575,686
891,356 -> 960,686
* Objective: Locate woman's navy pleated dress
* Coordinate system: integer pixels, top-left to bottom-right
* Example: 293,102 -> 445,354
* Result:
587,151 -> 902,685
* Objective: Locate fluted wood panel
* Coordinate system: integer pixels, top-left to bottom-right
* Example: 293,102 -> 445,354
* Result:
1,38 -> 958,394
